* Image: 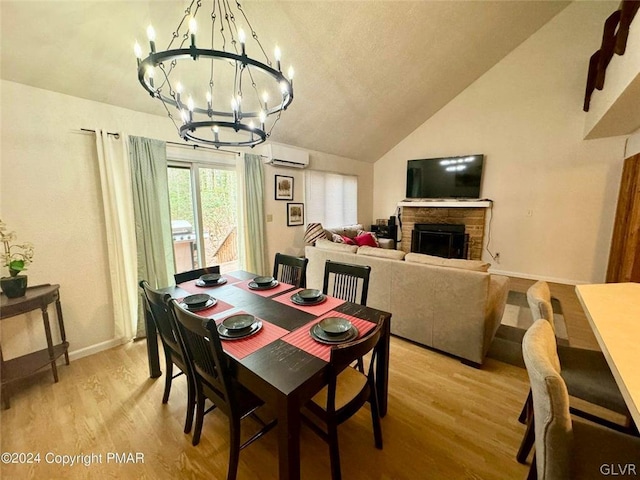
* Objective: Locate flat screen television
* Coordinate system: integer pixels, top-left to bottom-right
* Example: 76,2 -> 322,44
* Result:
405,154 -> 485,199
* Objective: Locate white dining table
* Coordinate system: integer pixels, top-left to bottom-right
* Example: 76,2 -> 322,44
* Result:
575,282 -> 640,427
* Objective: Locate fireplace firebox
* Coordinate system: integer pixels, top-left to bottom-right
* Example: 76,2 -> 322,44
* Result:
411,224 -> 469,259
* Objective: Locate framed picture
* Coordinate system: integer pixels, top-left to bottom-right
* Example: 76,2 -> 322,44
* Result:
287,203 -> 304,226
275,175 -> 294,201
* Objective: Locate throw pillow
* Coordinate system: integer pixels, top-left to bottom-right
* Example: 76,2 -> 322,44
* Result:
304,223 -> 326,245
353,232 -> 379,247
341,235 -> 356,245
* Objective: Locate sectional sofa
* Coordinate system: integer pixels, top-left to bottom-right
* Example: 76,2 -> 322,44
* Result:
305,239 -> 510,366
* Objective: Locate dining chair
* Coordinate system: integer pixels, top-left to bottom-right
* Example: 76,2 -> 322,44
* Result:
139,280 -> 195,434
273,253 -> 308,288
322,260 -> 371,306
522,319 -> 640,480
516,280 -> 635,463
301,322 -> 383,480
167,299 -> 276,479
174,265 -> 221,285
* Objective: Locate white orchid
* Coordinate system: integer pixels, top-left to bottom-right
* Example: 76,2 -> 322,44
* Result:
0,220 -> 35,277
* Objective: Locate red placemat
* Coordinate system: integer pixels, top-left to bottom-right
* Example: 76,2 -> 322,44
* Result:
272,289 -> 346,316
233,279 -> 295,297
215,312 -> 289,359
178,274 -> 242,294
176,297 -> 235,318
281,311 -> 376,362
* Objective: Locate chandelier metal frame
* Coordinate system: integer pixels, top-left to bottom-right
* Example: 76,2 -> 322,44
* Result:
135,0 -> 294,148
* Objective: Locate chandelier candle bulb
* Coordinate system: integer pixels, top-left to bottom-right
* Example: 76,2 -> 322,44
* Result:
206,91 -> 212,112
238,28 -> 246,55
175,82 -> 182,104
146,66 -> 154,88
146,25 -> 156,53
274,46 -> 282,71
134,42 -> 142,66
213,125 -> 220,142
189,17 -> 197,47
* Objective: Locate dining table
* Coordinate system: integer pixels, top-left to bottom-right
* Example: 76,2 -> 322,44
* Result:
575,282 -> 640,427
143,270 -> 392,480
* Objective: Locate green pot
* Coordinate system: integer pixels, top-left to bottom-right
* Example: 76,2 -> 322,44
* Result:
1,275 -> 28,298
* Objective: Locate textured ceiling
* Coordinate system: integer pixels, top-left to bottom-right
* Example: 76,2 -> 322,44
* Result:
0,1 -> 569,162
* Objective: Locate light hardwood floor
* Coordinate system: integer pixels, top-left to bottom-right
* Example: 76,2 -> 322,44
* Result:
0,278 -> 596,480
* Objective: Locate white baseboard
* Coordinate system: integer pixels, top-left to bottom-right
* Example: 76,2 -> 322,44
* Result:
487,268 -> 591,286
68,337 -> 131,362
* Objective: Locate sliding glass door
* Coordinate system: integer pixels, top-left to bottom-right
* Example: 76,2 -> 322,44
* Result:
168,163 -> 238,273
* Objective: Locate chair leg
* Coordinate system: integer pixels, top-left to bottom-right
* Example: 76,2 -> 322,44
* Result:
192,390 -> 205,446
227,418 -> 241,480
527,454 -> 537,480
518,390 -> 532,424
328,422 -> 342,480
184,375 -> 195,434
162,356 -> 173,404
517,415 -> 535,464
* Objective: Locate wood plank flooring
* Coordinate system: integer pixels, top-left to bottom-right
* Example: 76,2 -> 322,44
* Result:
0,277 -> 594,479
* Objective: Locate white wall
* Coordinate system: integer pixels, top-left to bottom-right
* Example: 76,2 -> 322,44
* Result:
373,1 -> 629,284
0,80 -> 371,359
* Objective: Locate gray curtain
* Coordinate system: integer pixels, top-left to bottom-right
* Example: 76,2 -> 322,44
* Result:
129,136 -> 174,338
238,153 -> 268,275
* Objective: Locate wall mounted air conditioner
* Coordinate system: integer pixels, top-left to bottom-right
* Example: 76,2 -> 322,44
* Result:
263,144 -> 309,168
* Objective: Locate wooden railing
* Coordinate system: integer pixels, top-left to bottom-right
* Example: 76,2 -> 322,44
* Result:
211,227 -> 238,264
584,0 -> 639,111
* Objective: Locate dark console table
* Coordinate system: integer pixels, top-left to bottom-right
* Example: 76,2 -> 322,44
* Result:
371,224 -> 398,249
0,284 -> 70,408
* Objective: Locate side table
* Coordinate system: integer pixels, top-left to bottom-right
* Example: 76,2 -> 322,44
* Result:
0,283 -> 70,408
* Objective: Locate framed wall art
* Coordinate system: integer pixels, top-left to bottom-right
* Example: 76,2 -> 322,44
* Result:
287,203 -> 304,226
275,175 -> 294,201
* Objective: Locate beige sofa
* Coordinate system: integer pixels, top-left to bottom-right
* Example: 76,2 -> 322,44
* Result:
305,239 -> 510,366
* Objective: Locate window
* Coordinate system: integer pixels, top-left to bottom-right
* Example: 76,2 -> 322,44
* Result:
305,171 -> 357,228
167,148 -> 238,273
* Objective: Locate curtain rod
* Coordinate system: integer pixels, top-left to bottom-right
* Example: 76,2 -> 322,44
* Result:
78,128 -> 120,138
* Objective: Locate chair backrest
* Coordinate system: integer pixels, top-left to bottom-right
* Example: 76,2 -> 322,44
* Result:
140,280 -> 183,360
522,319 -> 572,480
527,280 -> 555,330
273,253 -> 308,288
324,322 -> 383,412
167,298 -> 237,417
174,265 -> 221,285
322,260 -> 371,305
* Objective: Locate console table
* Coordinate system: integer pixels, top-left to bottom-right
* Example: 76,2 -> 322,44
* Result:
1,284 -> 70,408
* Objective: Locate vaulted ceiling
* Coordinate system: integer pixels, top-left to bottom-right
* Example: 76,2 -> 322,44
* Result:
0,1 -> 569,162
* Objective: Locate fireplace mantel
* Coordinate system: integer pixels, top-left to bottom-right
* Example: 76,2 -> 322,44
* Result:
398,200 -> 491,208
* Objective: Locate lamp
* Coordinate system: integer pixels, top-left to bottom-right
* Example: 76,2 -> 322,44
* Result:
134,1 -> 294,149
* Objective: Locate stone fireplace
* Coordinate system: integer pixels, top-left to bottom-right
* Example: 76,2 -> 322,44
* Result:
399,201 -> 490,261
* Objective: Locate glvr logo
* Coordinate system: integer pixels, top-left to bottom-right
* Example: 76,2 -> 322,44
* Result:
600,464 -> 637,476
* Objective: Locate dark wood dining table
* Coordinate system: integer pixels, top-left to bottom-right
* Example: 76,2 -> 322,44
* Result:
144,270 -> 391,480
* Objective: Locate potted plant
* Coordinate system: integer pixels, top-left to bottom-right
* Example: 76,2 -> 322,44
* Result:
1,220 -> 35,298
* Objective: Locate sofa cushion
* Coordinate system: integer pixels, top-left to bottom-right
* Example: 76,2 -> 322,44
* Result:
405,252 -> 490,272
341,235 -> 356,245
353,232 -> 379,247
357,246 -> 406,260
315,238 -> 358,253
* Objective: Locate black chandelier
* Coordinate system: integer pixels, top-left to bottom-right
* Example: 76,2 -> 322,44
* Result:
134,0 -> 294,148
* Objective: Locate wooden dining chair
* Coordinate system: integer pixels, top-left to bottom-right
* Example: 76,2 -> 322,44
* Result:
139,280 -> 195,434
322,260 -> 371,306
522,319 -> 640,480
174,265 -> 221,285
167,299 -> 276,480
517,280 -> 635,463
273,253 -> 308,288
301,322 -> 383,480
